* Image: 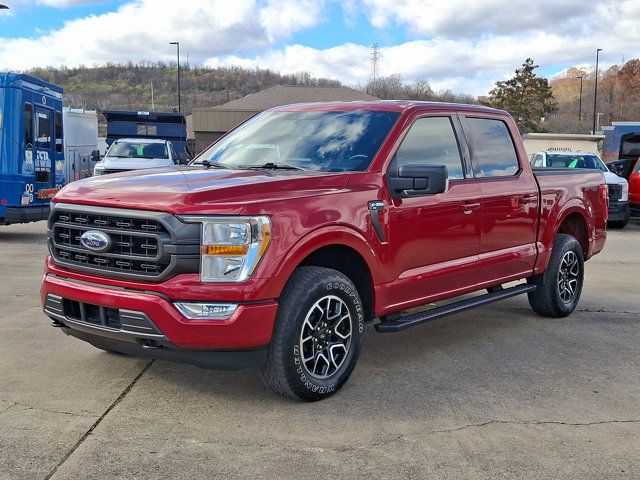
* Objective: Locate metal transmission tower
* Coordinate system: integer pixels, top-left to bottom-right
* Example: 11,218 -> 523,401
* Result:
370,43 -> 381,94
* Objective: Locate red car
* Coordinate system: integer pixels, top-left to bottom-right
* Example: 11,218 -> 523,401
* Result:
42,101 -> 608,401
630,158 -> 640,214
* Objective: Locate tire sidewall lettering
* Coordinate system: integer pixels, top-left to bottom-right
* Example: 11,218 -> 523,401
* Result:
291,279 -> 363,392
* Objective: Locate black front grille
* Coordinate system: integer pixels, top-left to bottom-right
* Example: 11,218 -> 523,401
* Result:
47,294 -> 162,335
63,298 -> 122,329
101,169 -> 132,175
49,203 -> 200,281
608,184 -> 622,202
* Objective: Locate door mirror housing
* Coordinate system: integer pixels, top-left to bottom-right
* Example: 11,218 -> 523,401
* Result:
90,150 -> 101,162
388,164 -> 448,198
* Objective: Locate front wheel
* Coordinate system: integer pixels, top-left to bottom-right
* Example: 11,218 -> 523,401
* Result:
527,233 -> 584,318
259,267 -> 365,401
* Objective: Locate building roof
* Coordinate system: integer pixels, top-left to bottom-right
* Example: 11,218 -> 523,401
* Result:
211,85 -> 378,111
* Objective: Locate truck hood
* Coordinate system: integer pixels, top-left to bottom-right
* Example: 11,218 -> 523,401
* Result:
55,166 -> 351,215
603,171 -> 628,186
97,156 -> 175,171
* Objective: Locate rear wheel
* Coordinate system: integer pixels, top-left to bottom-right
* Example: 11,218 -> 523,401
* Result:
527,234 -> 584,318
259,267 -> 365,401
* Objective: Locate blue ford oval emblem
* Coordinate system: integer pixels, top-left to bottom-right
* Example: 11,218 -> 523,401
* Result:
79,230 -> 111,253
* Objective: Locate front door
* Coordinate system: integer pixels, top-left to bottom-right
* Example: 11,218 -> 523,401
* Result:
384,115 -> 482,311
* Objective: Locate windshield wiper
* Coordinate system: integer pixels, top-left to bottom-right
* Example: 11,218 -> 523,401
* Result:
200,160 -> 227,169
241,162 -> 308,171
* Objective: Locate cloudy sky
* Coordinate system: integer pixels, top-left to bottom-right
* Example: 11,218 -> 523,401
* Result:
1,0 -> 638,96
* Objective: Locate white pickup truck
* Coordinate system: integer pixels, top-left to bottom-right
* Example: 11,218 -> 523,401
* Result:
531,150 -> 630,229
93,138 -> 182,176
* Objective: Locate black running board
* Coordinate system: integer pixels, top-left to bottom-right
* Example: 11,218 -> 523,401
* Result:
374,284 -> 537,333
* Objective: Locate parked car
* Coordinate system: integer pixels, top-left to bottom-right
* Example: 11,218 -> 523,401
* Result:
42,101 -> 608,401
630,157 -> 640,215
93,138 -> 181,176
531,151 -> 630,229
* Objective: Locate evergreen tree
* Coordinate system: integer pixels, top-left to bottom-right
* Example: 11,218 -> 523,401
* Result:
484,58 -> 557,133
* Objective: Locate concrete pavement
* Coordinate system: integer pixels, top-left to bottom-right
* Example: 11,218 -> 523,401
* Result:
1,219 -> 639,479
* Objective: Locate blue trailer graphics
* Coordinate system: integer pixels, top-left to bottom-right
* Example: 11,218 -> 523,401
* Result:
102,110 -> 190,160
0,73 -> 64,225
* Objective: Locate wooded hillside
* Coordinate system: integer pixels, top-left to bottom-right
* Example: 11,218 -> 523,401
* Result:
27,62 -> 341,114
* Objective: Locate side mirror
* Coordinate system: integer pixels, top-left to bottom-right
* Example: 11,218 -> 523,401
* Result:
388,164 -> 448,198
91,150 -> 101,162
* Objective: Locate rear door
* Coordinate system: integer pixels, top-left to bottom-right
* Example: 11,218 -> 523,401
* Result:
460,115 -> 539,286
384,114 -> 482,309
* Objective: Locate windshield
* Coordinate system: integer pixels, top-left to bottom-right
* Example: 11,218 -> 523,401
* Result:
196,110 -> 400,172
107,141 -> 168,159
545,153 -> 608,171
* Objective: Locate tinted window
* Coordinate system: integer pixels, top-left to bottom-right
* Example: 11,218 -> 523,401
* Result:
24,103 -> 33,146
393,117 -> 464,179
465,118 -> 519,177
55,111 -> 63,154
198,110 -> 400,172
545,153 -> 607,171
108,141 -> 169,159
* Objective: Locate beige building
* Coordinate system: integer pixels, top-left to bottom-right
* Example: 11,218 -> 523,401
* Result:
190,85 -> 378,154
522,133 -> 606,160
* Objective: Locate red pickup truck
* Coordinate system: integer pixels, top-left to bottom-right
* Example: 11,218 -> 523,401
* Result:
42,101 -> 608,401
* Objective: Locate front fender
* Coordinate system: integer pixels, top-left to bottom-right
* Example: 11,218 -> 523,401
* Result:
265,225 -> 383,298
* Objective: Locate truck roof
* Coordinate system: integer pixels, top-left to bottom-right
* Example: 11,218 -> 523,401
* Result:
270,100 -> 504,115
0,72 -> 63,94
113,137 -> 169,144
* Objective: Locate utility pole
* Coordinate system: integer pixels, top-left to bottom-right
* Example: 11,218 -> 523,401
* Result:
577,75 -> 583,123
592,48 -> 602,134
150,80 -> 155,110
169,41 -> 181,113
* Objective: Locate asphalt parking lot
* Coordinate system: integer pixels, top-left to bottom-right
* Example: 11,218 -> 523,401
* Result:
1,219 -> 639,480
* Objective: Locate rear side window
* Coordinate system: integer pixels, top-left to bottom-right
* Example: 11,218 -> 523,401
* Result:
465,118 -> 519,177
531,154 -> 544,167
393,116 -> 464,179
24,103 -> 33,146
55,111 -> 63,153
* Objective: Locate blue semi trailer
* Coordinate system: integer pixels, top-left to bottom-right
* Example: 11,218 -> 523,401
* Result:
0,73 -> 64,225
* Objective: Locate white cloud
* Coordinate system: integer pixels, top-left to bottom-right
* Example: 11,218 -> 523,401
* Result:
0,0 -> 325,69
2,0 -> 640,97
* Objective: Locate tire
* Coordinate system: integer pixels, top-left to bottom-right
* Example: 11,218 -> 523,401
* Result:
527,234 -> 584,318
259,266 -> 365,401
607,206 -> 630,229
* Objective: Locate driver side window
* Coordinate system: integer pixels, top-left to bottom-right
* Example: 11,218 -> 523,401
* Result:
393,116 -> 464,179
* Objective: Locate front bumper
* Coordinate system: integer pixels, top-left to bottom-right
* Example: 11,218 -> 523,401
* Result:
607,201 -> 629,222
41,273 -> 278,369
2,205 -> 50,224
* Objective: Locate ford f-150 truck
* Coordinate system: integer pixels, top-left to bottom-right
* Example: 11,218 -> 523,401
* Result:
42,101 -> 608,401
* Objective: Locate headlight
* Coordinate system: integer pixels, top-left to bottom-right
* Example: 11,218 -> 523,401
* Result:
179,216 -> 271,282
94,165 -> 105,176
620,182 -> 629,202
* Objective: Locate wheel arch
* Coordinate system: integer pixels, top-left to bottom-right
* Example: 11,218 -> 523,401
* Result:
270,227 -> 381,322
